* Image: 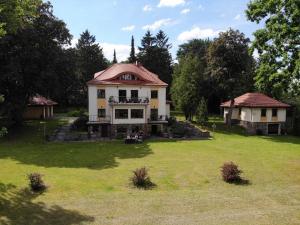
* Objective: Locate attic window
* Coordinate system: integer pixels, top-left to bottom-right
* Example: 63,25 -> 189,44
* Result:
118,74 -> 139,81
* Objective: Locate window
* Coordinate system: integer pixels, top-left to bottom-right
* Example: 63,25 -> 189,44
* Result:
119,90 -> 126,102
238,108 -> 242,116
151,90 -> 158,99
97,89 -> 105,98
115,109 -> 128,119
150,108 -> 158,120
118,74 -> 139,80
98,109 -> 106,118
131,109 -> 143,118
261,108 -> 267,117
272,108 -> 277,117
131,90 -> 138,98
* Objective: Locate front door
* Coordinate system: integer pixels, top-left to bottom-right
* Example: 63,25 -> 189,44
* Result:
268,124 -> 279,135
151,125 -> 158,135
101,125 -> 108,137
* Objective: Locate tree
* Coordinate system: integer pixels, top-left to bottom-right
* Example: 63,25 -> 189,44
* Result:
112,49 -> 117,63
172,39 -> 212,118
171,55 -> 203,120
246,0 -> 300,98
0,95 -> 7,137
137,30 -> 173,95
0,0 -> 42,37
76,30 -> 108,104
0,2 -> 72,124
128,35 -> 136,63
207,29 -> 255,126
196,97 -> 208,125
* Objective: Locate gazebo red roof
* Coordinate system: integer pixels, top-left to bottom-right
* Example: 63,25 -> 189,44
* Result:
220,93 -> 290,108
28,95 -> 58,106
87,63 -> 168,86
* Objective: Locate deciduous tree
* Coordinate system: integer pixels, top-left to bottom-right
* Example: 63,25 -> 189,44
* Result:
246,0 -> 300,98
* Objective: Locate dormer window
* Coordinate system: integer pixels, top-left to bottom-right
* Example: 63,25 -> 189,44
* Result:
118,74 -> 139,81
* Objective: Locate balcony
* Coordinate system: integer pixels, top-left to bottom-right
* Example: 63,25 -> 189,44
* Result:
109,96 -> 149,105
149,115 -> 168,123
88,115 -> 111,124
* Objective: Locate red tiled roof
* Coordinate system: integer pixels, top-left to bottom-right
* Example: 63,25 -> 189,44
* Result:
87,63 -> 168,86
28,95 -> 58,106
220,93 -> 290,108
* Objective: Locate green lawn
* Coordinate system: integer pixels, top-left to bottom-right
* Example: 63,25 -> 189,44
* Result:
0,117 -> 300,225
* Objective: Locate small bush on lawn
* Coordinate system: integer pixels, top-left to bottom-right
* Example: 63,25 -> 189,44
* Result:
221,162 -> 242,183
28,173 -> 47,192
131,167 -> 154,189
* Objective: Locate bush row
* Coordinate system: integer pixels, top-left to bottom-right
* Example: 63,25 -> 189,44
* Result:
27,162 -> 247,193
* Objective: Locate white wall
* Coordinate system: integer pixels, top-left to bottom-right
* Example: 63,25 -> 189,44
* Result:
158,87 -> 166,116
223,107 -> 287,122
241,108 -> 252,121
88,86 -> 97,118
89,84 -> 167,123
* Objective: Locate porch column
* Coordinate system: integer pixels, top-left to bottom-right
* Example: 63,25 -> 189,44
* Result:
43,107 -> 45,119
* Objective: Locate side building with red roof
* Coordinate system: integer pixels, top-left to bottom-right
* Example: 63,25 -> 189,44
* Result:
86,63 -> 170,138
220,93 -> 290,135
23,95 -> 57,120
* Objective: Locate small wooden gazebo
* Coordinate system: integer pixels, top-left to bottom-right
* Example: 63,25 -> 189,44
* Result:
23,95 -> 58,120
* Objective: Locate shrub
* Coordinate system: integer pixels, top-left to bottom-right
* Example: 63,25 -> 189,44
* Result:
67,109 -> 85,117
167,116 -> 176,126
28,173 -> 47,192
131,167 -> 154,189
171,123 -> 186,137
221,162 -> 242,183
71,115 -> 88,131
256,129 -> 263,135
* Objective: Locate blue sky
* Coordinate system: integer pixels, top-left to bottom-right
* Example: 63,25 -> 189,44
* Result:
48,0 -> 261,61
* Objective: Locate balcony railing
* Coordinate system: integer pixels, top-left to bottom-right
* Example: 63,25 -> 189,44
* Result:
88,115 -> 111,123
149,115 -> 168,122
108,96 -> 149,104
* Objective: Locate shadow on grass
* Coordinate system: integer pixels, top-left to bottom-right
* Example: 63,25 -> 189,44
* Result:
230,178 -> 251,186
0,141 -> 153,170
0,183 -> 94,225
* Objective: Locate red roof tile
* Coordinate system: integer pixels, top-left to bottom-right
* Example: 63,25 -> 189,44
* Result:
28,95 -> 58,106
220,93 -> 290,108
87,63 -> 168,86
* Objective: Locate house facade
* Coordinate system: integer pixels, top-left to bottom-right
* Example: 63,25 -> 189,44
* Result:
221,93 -> 290,135
87,63 -> 170,138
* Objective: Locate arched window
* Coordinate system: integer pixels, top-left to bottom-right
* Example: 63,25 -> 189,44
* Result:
118,74 -> 140,81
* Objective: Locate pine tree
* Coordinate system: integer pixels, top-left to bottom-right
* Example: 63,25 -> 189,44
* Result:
113,49 -> 117,63
196,97 -> 208,125
128,36 -> 136,63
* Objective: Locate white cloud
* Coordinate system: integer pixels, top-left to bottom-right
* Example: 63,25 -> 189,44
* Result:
157,0 -> 185,7
121,25 -> 135,31
234,14 -> 241,20
143,4 -> 152,11
142,18 -> 173,31
65,39 -> 135,62
177,27 -> 221,42
180,8 -> 190,14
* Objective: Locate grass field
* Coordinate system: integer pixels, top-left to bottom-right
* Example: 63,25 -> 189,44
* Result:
0,117 -> 299,225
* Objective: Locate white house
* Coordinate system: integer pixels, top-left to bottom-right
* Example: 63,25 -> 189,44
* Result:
87,63 -> 170,137
221,93 -> 290,135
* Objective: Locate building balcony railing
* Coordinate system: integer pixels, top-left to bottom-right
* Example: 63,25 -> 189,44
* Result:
108,96 -> 149,105
149,115 -> 168,122
88,115 -> 111,123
